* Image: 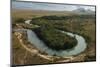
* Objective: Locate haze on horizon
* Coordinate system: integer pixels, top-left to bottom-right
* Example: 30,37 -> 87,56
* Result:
12,1 -> 95,11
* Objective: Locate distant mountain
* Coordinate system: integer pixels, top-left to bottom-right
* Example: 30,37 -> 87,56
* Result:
73,8 -> 86,12
72,8 -> 95,15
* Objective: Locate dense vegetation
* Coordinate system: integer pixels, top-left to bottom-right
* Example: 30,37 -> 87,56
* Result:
31,15 -> 95,44
30,14 -> 95,61
33,27 -> 77,50
39,15 -> 95,20
29,15 -> 95,50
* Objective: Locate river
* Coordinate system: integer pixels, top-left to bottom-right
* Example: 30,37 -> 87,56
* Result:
26,29 -> 87,57
14,20 -> 87,57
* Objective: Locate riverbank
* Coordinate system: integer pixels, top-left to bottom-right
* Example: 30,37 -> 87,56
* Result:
13,28 -> 90,65
12,17 -> 95,65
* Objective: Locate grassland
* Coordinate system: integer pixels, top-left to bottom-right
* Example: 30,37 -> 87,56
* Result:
12,9 -> 77,23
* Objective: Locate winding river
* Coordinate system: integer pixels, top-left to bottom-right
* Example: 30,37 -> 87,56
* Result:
14,20 -> 87,57
27,29 -> 87,57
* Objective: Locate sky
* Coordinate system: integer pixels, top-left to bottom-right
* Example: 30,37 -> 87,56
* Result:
12,1 -> 95,11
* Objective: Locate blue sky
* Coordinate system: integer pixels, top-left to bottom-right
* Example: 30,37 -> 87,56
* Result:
12,1 -> 95,11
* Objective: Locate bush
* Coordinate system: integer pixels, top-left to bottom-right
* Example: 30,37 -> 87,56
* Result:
16,18 -> 25,23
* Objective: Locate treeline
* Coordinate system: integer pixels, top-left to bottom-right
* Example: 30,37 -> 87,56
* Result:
32,15 -> 95,20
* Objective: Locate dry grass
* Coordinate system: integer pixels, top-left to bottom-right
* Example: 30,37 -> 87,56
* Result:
12,33 -> 51,65
12,9 -> 77,21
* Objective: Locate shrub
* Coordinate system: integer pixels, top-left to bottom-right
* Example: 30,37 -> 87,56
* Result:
16,18 -> 25,23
